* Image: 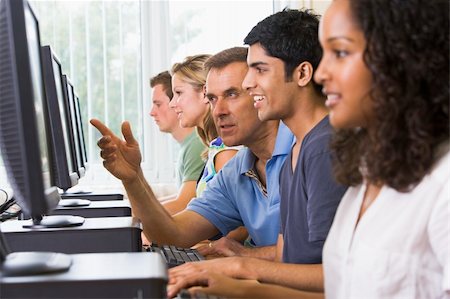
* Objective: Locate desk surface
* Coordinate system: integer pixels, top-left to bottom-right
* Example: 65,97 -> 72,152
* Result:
0,252 -> 167,298
1,217 -> 143,253
1,216 -> 141,232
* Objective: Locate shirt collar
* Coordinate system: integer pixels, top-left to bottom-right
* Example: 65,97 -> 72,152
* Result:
239,122 -> 294,175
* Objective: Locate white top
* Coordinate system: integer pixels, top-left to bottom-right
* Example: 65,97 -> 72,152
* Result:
323,151 -> 450,299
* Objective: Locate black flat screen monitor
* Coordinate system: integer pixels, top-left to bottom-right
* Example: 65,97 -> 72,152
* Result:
41,45 -> 79,191
62,75 -> 86,179
74,94 -> 88,171
0,0 -> 82,276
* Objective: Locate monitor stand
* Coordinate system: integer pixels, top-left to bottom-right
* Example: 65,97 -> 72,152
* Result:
64,188 -> 92,195
0,231 -> 71,276
22,215 -> 85,229
2,252 -> 72,276
58,198 -> 91,207
61,188 -> 124,201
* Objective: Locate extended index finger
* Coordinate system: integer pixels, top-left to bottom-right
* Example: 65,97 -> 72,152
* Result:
90,118 -> 113,137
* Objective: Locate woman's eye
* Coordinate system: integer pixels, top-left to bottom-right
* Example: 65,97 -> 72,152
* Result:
334,50 -> 348,58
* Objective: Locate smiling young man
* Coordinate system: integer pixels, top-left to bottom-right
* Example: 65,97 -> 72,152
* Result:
168,9 -> 347,296
91,47 -> 293,253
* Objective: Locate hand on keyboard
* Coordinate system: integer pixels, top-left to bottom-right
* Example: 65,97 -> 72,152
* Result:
146,243 -> 204,268
175,288 -> 225,299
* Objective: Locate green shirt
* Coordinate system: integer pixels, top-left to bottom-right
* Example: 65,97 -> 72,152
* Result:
176,131 -> 205,187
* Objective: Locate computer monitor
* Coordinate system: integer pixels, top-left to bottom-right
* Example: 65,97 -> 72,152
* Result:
41,45 -> 79,191
74,94 -> 88,171
62,75 -> 86,179
0,0 -> 83,276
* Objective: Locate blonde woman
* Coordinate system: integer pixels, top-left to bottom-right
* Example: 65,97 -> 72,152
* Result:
169,55 -> 242,197
169,55 -> 247,243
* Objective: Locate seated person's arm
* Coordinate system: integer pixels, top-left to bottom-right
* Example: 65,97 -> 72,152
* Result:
275,234 -> 284,262
157,194 -> 177,202
161,132 -> 205,214
213,149 -> 239,173
90,118 -> 218,247
225,226 -> 248,243
196,236 -> 276,260
169,256 -> 324,294
162,180 -> 197,215
168,271 -> 324,299
125,170 -> 219,247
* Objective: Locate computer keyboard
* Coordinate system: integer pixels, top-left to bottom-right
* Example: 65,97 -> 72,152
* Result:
176,288 -> 225,299
146,244 -> 204,268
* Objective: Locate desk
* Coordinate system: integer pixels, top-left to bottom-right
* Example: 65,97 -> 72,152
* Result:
52,200 -> 132,218
0,252 -> 167,298
61,191 -> 124,201
1,217 -> 142,253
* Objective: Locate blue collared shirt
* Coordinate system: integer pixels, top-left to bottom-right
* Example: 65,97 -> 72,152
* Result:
187,122 -> 294,246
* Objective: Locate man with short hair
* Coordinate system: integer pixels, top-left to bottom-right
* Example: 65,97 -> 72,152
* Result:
148,71 -> 205,214
167,9 -> 346,296
90,47 -> 293,252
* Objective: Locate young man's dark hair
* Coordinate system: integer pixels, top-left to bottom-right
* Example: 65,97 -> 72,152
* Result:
244,9 -> 323,94
150,70 -> 173,99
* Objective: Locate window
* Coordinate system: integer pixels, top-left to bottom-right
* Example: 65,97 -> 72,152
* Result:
0,0 -> 330,190
140,1 -> 274,184
29,1 -> 141,188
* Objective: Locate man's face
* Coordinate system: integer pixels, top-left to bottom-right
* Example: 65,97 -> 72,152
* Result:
149,84 -> 179,133
243,42 -> 298,122
205,62 -> 265,147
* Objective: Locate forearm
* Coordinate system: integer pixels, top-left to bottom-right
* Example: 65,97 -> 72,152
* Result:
162,180 -> 197,215
163,200 -> 185,215
122,169 -> 187,245
240,245 -> 276,261
241,259 -> 324,292
226,226 -> 248,243
237,281 -> 324,299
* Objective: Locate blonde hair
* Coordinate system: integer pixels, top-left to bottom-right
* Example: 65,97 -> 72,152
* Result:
171,54 -> 216,159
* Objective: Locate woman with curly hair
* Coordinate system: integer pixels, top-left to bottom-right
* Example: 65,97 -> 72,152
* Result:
314,0 -> 449,297
164,0 -> 448,298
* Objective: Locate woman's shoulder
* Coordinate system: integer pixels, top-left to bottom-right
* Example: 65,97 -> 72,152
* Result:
209,137 -> 244,151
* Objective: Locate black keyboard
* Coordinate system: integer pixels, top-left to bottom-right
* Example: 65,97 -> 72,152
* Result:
176,288 -> 225,299
146,244 -> 204,268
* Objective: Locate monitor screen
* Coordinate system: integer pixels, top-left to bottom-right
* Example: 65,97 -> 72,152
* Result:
0,0 -> 60,221
63,76 -> 85,178
0,0 -> 83,276
74,95 -> 88,169
25,2 -> 52,192
41,45 -> 79,191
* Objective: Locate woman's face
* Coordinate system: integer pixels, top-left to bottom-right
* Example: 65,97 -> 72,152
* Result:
169,73 -> 208,128
314,0 -> 374,130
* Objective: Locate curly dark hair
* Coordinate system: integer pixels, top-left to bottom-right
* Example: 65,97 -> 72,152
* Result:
243,8 -> 323,95
332,0 -> 449,191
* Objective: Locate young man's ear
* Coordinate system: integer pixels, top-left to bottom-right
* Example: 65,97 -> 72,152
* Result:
295,62 -> 314,87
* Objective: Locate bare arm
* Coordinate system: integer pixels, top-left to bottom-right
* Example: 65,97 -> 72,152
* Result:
168,271 -> 324,299
275,234 -> 284,262
213,149 -> 239,173
162,180 -> 197,215
225,226 -> 248,243
123,170 -> 218,246
169,256 -> 323,294
240,258 -> 324,291
90,118 -> 219,247
196,236 -> 276,260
